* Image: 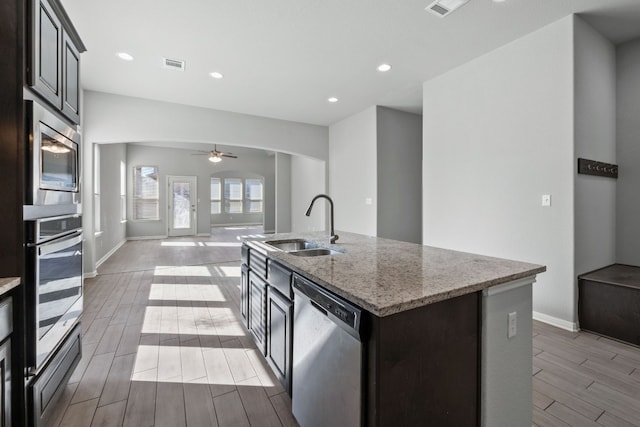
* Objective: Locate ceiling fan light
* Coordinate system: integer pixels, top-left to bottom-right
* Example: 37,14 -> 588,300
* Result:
209,154 -> 222,163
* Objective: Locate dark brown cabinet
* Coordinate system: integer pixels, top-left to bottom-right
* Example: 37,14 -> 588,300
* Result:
266,287 -> 292,394
61,32 -> 80,124
0,297 -> 13,427
248,271 -> 267,355
28,0 -> 85,124
240,264 -> 249,327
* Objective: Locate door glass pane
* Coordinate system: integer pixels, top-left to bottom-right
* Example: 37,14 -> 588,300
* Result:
172,181 -> 191,229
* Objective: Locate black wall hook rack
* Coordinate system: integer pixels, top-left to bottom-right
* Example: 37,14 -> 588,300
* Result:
578,158 -> 618,179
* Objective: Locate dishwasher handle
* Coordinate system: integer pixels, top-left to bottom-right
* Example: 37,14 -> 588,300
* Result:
293,274 -> 362,341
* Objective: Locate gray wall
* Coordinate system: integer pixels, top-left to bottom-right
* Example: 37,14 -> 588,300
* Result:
126,144 -> 275,238
291,156 -> 326,233
95,143 -> 127,263
81,90 -> 328,273
328,107 -> 378,236
616,37 -> 640,266
376,106 -> 422,244
275,153 -> 292,233
574,17 -> 617,279
422,17 -> 575,326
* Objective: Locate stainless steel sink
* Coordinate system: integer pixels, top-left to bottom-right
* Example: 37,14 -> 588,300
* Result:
289,248 -> 342,257
265,239 -> 317,251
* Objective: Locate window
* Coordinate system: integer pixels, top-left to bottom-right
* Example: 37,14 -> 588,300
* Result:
245,178 -> 263,213
93,144 -> 101,233
224,178 -> 243,213
133,166 -> 159,220
211,177 -> 221,214
120,161 -> 126,222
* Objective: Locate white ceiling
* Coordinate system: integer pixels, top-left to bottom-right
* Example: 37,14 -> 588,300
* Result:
61,0 -> 640,127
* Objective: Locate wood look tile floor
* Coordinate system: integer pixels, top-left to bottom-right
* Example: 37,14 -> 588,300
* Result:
50,226 -> 640,426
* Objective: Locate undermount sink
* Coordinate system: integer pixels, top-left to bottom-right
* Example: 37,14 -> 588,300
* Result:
264,239 -> 343,257
289,248 -> 342,257
265,239 -> 317,251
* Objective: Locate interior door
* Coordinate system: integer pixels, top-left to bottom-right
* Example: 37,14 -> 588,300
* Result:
168,175 -> 197,237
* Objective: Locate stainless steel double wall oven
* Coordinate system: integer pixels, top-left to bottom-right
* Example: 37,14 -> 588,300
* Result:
24,99 -> 83,426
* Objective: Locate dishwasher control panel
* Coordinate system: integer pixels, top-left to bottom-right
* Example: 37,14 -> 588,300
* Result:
293,275 -> 361,332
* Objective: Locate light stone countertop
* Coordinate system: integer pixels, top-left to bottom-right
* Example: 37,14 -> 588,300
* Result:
245,231 -> 546,317
0,277 -> 21,298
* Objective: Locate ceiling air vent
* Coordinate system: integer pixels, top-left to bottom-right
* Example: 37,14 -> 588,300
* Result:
425,0 -> 470,17
163,57 -> 186,71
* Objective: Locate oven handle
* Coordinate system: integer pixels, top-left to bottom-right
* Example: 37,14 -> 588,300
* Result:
38,232 -> 83,257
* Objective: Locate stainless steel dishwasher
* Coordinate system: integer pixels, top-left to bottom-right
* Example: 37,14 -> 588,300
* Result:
292,274 -> 363,427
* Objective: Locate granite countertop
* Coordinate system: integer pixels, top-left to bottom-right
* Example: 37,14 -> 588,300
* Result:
0,277 -> 21,298
245,231 -> 545,317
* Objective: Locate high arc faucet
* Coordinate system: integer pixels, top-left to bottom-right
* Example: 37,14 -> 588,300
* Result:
305,194 -> 339,244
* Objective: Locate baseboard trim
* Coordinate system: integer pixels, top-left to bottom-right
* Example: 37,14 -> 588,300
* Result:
533,311 -> 579,332
96,239 -> 126,269
196,233 -> 210,237
84,271 -> 97,279
127,235 -> 168,241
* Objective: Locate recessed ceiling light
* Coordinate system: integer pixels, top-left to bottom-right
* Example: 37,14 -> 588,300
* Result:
377,63 -> 392,72
328,97 -> 339,103
492,0 -> 507,2
209,72 -> 224,79
116,52 -> 134,61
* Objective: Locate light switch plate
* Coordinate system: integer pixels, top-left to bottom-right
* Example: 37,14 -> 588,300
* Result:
541,194 -> 551,207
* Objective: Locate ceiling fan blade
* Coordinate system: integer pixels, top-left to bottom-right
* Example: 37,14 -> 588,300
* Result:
191,153 -> 210,155
221,153 -> 238,158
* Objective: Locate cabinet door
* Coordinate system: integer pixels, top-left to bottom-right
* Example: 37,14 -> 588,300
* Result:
30,0 -> 63,109
248,272 -> 267,355
61,32 -> 80,124
266,287 -> 292,394
0,339 -> 11,427
241,264 -> 249,327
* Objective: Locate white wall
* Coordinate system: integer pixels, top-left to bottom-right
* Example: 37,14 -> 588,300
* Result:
328,107 -> 377,236
126,144 -> 275,238
573,16 -> 617,279
82,91 -> 328,159
291,156 -> 326,233
616,38 -> 640,266
376,106 -> 422,243
422,17 -> 575,325
275,152 -> 292,233
95,143 -> 127,264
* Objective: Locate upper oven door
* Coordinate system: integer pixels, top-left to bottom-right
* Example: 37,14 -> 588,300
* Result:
25,100 -> 81,212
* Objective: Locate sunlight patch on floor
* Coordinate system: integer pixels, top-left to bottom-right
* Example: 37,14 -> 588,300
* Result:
154,265 -> 212,276
210,265 -> 241,278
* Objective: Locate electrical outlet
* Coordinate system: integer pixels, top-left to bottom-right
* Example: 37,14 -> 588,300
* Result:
508,311 -> 517,339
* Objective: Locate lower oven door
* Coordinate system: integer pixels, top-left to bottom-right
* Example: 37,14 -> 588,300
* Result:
27,231 -> 83,372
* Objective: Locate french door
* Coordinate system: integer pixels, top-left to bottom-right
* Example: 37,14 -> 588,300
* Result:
167,175 -> 197,237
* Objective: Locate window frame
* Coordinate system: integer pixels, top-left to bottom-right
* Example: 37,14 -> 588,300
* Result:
210,177 -> 222,215
132,165 -> 160,221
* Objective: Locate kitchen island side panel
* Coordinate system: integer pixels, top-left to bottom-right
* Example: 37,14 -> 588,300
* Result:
365,292 -> 479,427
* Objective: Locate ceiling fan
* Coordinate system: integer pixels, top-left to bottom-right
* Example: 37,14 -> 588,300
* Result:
191,145 -> 238,163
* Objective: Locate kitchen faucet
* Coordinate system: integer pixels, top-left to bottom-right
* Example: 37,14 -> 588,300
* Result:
305,194 -> 339,244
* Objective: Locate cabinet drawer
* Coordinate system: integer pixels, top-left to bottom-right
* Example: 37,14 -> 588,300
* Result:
241,245 -> 249,265
249,250 -> 268,279
0,297 -> 12,343
268,260 -> 292,300
30,323 -> 82,427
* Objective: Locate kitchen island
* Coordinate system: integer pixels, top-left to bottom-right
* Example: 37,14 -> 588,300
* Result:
243,231 -> 545,426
